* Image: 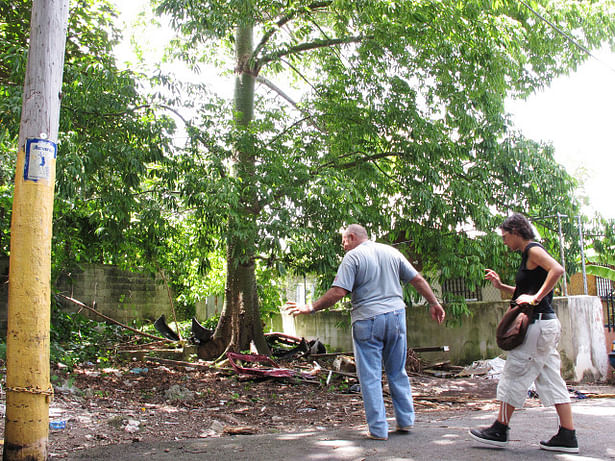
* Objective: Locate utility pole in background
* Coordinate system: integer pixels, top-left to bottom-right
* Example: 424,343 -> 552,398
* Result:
3,1 -> 69,460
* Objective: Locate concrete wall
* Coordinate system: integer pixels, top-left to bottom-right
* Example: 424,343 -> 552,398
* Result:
195,295 -> 224,320
284,309 -> 353,352
1,255 -> 607,382
280,296 -> 609,383
54,264 -> 174,324
0,257 -> 175,335
278,301 -> 505,362
286,274 -> 503,307
557,296 -> 609,382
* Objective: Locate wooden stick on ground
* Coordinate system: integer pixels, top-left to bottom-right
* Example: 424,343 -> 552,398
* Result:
309,352 -> 353,358
310,346 -> 449,358
319,367 -> 358,379
57,294 -> 172,342
144,356 -> 223,371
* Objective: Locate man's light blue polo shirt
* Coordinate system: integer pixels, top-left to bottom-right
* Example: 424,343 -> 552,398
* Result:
331,240 -> 418,323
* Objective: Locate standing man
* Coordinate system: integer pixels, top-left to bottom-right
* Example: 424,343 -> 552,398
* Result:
286,224 -> 445,440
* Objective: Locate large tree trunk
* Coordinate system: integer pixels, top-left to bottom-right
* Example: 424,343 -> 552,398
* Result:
198,19 -> 270,361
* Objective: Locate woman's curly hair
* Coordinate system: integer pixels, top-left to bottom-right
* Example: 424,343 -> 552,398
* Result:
499,213 -> 535,240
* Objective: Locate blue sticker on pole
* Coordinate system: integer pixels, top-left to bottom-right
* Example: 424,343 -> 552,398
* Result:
24,138 -> 57,182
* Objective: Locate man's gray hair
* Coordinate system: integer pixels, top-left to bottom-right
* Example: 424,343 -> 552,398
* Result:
345,224 -> 368,239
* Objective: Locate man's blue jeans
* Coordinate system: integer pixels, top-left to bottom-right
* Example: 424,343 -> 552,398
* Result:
352,308 -> 415,438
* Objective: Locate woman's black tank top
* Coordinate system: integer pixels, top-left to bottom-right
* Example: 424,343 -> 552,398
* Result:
511,242 -> 555,315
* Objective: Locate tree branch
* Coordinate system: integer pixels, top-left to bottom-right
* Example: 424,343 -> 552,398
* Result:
62,103 -> 190,127
305,10 -> 355,74
265,150 -> 399,207
256,75 -> 299,109
264,115 -> 316,148
315,150 -> 400,172
256,75 -> 324,132
257,35 -> 371,68
279,57 -> 322,96
253,1 -> 333,59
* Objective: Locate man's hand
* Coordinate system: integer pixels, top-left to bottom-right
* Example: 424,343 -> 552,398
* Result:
430,303 -> 446,324
283,287 -> 348,317
283,301 -> 313,316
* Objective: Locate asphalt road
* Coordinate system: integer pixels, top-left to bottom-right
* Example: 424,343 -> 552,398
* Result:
67,397 -> 615,460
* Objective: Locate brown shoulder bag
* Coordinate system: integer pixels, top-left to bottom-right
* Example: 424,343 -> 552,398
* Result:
496,302 -> 533,351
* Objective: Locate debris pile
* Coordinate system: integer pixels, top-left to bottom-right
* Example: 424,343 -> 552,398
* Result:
458,357 -> 505,379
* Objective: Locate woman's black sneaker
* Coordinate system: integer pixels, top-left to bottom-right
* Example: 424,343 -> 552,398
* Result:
469,420 -> 509,448
539,426 -> 579,453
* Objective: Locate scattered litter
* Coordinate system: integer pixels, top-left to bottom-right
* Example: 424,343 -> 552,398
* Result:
426,369 -> 456,378
199,420 -> 225,439
49,420 -> 66,430
349,384 -> 361,394
49,408 -> 64,418
82,370 -> 101,377
54,379 -> 80,395
326,370 -> 333,386
210,420 -> 225,433
106,415 -> 125,429
421,360 -> 465,378
190,317 -> 213,344
332,355 -> 356,374
130,367 -> 149,374
224,425 -> 257,435
154,314 -> 180,341
568,388 -> 615,399
124,419 -> 141,433
265,332 -> 327,360
459,357 -> 505,379
226,352 -> 319,382
100,368 -> 123,377
297,407 -> 317,413
164,384 -> 195,402
572,389 -> 588,399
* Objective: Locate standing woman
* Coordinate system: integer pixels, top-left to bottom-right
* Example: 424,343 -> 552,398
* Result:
469,213 -> 578,453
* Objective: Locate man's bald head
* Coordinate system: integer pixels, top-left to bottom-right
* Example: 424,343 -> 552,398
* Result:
342,224 -> 368,251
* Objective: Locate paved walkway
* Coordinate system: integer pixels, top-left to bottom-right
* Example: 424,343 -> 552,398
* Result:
68,398 -> 615,460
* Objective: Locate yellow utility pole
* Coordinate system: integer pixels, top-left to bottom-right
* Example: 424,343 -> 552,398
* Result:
3,1 -> 69,460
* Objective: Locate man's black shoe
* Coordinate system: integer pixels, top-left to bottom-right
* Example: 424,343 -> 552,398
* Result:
469,420 -> 509,448
539,426 -> 579,453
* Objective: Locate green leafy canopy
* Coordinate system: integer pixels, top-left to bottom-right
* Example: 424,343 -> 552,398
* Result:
154,0 -> 615,304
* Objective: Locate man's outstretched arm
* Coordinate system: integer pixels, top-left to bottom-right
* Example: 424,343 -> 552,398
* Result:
409,274 -> 445,324
284,286 -> 349,316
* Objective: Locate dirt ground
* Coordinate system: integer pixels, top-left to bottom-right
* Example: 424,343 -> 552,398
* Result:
0,351 -> 611,459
